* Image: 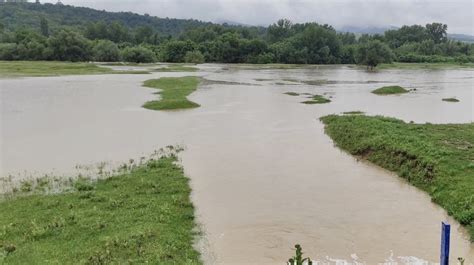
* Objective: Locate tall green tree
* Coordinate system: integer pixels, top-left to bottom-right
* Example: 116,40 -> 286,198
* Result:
40,17 -> 49,37
267,19 -> 293,43
426,23 -> 448,43
356,40 -> 393,70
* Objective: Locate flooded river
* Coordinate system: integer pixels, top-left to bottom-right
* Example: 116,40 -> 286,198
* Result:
1,64 -> 473,264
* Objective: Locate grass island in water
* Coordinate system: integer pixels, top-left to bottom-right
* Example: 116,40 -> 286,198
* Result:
142,76 -> 201,111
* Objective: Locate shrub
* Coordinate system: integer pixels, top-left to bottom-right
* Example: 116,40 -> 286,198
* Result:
93,40 -> 120,62
120,46 -> 156,63
184,50 -> 205,64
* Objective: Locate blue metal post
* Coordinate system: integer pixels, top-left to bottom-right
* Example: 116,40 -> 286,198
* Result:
441,222 -> 450,265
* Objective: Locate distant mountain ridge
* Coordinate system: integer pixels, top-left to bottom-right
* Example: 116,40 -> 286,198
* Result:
338,25 -> 474,43
0,2 -> 214,36
1,2 -> 473,43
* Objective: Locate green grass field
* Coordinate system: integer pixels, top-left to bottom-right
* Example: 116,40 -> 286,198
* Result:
0,61 -> 151,77
320,115 -> 474,241
142,76 -> 201,110
0,155 -> 202,264
372,86 -> 409,95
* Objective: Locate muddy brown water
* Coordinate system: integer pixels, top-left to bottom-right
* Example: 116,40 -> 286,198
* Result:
1,64 -> 473,264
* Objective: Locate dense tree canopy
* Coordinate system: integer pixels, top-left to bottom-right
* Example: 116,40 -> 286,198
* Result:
0,2 -> 473,65
357,40 -> 393,69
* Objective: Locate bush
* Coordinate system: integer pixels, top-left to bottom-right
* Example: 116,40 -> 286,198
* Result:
356,40 -> 393,69
93,40 -> 120,62
184,50 -> 205,64
47,30 -> 92,62
120,46 -> 156,63
0,43 -> 18,60
247,52 -> 275,64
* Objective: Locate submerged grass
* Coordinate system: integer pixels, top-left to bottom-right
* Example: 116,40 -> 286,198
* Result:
343,111 -> 365,115
320,115 -> 474,241
284,92 -> 300,96
442,98 -> 460,103
372,85 -> 409,95
0,61 -> 112,77
0,61 -> 151,77
153,65 -> 198,72
142,76 -> 201,110
301,95 -> 331,104
0,154 -> 202,264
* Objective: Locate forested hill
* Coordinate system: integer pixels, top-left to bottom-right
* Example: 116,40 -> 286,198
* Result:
1,2 -> 473,65
0,2 -> 213,36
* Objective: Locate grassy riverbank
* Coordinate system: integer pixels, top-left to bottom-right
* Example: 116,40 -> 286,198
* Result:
0,61 -> 151,77
320,115 -> 474,240
0,155 -> 201,264
143,76 -> 201,110
377,62 -> 474,70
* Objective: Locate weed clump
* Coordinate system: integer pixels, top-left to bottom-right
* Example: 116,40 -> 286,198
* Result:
301,95 -> 331,104
371,85 -> 409,95
442,98 -> 460,102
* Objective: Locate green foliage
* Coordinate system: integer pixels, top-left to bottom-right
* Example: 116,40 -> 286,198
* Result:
0,2 -> 211,38
142,76 -> 201,110
0,155 -> 201,264
39,17 -> 49,37
47,29 -> 92,61
288,244 -> 312,265
0,43 -> 18,60
371,86 -> 409,95
93,40 -> 120,62
120,46 -> 156,63
184,50 -> 205,64
301,94 -> 331,104
426,22 -> 448,43
0,3 -> 472,65
267,19 -> 293,43
320,115 -> 474,241
442,98 -> 460,102
0,61 -> 113,76
357,40 -> 393,69
343,111 -> 364,115
0,61 -> 148,77
160,40 -> 196,62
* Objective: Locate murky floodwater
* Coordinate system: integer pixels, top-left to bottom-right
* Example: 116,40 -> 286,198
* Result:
1,64 -> 473,264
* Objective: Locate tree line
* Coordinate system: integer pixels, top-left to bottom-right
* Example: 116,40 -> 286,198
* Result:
1,7 -> 473,67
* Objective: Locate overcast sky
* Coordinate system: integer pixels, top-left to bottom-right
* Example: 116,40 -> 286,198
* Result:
42,0 -> 473,35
